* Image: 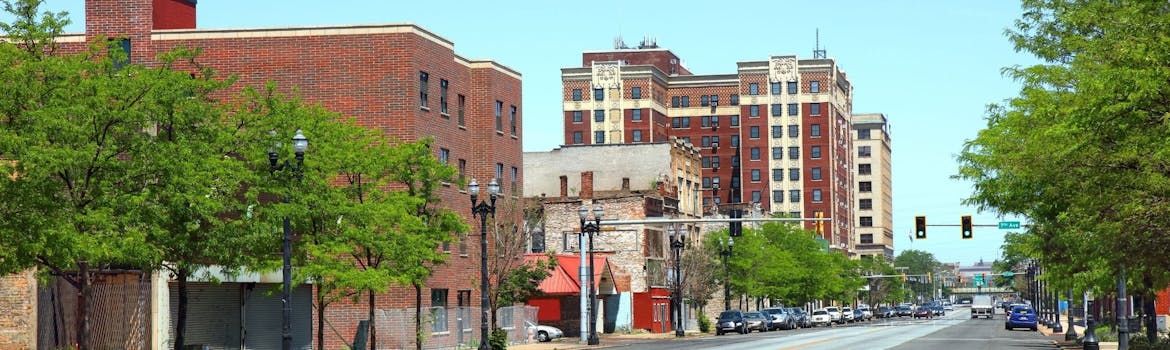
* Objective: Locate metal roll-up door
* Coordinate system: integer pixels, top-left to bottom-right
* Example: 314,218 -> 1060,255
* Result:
169,282 -> 242,350
242,283 -> 312,350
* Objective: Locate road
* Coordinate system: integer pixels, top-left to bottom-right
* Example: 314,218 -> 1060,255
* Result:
600,308 -> 1057,350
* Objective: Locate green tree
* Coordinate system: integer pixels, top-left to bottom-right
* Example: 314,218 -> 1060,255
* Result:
489,196 -> 556,329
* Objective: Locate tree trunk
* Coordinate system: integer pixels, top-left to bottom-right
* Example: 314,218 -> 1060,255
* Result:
173,269 -> 189,350
1145,293 -> 1157,343
368,289 -> 376,350
414,283 -> 422,350
316,284 -> 325,350
77,261 -> 90,350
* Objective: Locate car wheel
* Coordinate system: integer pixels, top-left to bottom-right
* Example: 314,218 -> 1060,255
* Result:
739,326 -> 746,334
1031,326 -> 1038,331
537,331 -> 550,342
716,330 -> 722,336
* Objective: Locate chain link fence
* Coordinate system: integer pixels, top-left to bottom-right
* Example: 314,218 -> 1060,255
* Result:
357,305 -> 538,349
37,272 -> 152,350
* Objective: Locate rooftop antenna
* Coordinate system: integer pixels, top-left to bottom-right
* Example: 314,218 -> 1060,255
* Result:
814,28 -> 827,58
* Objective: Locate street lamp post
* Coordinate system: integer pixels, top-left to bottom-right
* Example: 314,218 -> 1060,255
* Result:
1065,288 -> 1078,341
268,129 -> 308,350
1052,285 -> 1063,332
669,223 -> 687,338
719,236 -> 733,311
469,178 -> 500,350
579,205 -> 603,346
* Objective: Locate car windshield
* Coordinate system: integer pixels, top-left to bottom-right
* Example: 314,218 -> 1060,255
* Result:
745,312 -> 761,318
718,311 -> 740,319
826,307 -> 839,312
813,310 -> 828,315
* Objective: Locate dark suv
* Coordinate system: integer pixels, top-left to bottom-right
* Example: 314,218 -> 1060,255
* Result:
716,310 -> 747,335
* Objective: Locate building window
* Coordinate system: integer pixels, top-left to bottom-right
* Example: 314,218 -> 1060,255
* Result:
773,190 -> 784,203
439,79 -> 449,114
751,169 -> 761,182
681,96 -> 690,107
632,109 -> 643,121
703,177 -> 711,188
457,94 -> 466,126
419,71 -> 429,108
594,110 -> 605,122
594,131 -> 605,144
712,157 -> 721,169
751,191 -> 762,203
632,87 -> 642,99
858,128 -> 871,139
788,103 -> 798,116
672,117 -> 690,128
496,163 -> 504,180
730,115 -> 740,126
772,168 -> 783,181
701,95 -> 710,107
860,216 -> 873,227
572,88 -> 582,101
633,130 -> 643,142
672,96 -> 680,107
858,146 -> 872,158
701,136 -> 711,147
789,190 -> 801,202
772,147 -> 782,160
731,156 -> 740,168
458,159 -> 466,183
860,198 -> 873,210
861,234 -> 874,244
749,126 -> 760,139
749,105 -> 759,117
750,147 -> 760,160
812,189 -> 823,202
811,103 -> 822,116
812,167 -> 822,180
494,101 -> 503,132
811,146 -> 822,159
811,124 -> 821,137
594,88 -> 604,101
788,125 -> 799,137
787,81 -> 797,94
789,168 -> 800,181
859,181 -> 873,192
710,95 -> 719,106
749,83 -> 759,95
771,104 -> 782,116
730,176 -> 740,188
771,82 -> 781,95
439,148 -> 450,164
712,177 -> 721,188
730,94 -> 740,105
431,288 -> 448,332
511,166 -> 518,193
701,157 -> 711,168
573,111 -> 582,123
510,105 -> 517,135
788,147 -> 800,160
811,80 -> 820,93
701,116 -> 710,128
572,131 -> 583,144
772,125 -> 782,138
859,163 -> 872,175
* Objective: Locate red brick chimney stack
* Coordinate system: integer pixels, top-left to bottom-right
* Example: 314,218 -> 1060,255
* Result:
559,175 -> 568,200
580,171 -> 594,200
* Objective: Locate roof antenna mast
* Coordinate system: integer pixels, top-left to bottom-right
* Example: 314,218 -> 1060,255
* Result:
814,28 -> 827,58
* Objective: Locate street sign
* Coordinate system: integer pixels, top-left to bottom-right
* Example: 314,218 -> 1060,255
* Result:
998,221 -> 1021,229
1001,271 -> 1015,277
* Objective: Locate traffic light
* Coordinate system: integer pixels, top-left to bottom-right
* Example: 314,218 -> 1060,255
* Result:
957,275 -> 963,284
815,211 -> 824,235
981,273 -> 987,286
901,274 -> 907,282
961,215 -> 973,239
914,216 -> 926,239
927,272 -> 932,283
730,209 -> 742,237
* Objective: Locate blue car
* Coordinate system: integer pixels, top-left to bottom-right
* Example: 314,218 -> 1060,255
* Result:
1005,305 -> 1038,331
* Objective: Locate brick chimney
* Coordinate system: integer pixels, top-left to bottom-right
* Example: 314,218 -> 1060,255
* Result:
580,171 -> 593,200
559,175 -> 568,200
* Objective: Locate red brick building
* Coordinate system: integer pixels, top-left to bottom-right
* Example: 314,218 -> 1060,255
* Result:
561,44 -> 855,250
46,0 -> 523,349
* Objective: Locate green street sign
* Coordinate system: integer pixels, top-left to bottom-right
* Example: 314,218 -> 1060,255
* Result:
998,221 -> 1021,229
1001,271 -> 1015,277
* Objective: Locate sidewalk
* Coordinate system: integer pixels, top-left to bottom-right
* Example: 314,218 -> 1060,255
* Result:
509,330 -> 709,350
1038,319 -> 1118,350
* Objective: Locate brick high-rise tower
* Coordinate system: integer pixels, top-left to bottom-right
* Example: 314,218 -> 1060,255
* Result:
561,44 -> 855,249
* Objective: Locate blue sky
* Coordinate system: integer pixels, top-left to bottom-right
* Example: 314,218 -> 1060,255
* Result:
28,0 -> 1036,267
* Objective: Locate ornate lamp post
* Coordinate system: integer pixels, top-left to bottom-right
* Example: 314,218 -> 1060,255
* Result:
579,205 -> 603,345
268,129 -> 308,350
669,223 -> 687,337
719,236 -> 734,311
469,178 -> 500,350
1065,288 -> 1078,340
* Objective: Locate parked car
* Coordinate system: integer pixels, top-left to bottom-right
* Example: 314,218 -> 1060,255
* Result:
1005,305 -> 1038,331
841,307 -> 855,323
762,308 -> 796,330
896,305 -> 914,317
525,320 -> 564,342
913,306 -> 933,319
857,307 -> 873,321
852,309 -> 866,322
716,310 -> 747,335
876,306 -> 893,318
825,306 -> 843,324
811,308 -> 833,327
743,311 -> 769,333
787,307 -> 811,328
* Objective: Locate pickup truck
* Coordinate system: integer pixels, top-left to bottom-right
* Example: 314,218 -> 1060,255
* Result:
971,294 -> 994,318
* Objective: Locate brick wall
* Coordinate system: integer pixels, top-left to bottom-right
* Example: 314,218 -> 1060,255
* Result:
0,270 -> 35,350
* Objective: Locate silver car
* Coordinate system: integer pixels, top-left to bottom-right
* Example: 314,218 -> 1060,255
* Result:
762,308 -> 795,330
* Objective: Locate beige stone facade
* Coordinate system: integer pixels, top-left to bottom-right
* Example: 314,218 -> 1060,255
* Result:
851,113 -> 894,260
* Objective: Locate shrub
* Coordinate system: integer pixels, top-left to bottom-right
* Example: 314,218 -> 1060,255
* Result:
697,314 -> 712,333
489,327 -> 509,350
